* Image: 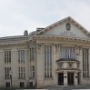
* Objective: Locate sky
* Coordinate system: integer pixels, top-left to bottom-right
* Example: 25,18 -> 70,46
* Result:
0,0 -> 90,37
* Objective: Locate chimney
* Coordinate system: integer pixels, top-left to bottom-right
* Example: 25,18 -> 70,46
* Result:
36,28 -> 44,32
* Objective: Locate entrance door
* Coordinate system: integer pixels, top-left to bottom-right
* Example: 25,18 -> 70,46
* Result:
68,72 -> 74,85
58,73 -> 64,85
77,72 -> 80,85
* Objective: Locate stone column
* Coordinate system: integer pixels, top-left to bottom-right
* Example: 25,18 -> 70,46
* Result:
74,71 -> 78,85
89,48 -> 90,77
25,49 -> 29,88
36,44 -> 44,88
11,49 -> 18,87
53,44 -> 59,85
64,71 -> 67,86
0,50 -> 4,88
79,48 -> 83,84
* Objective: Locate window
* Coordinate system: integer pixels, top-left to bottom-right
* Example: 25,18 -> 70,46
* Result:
18,67 -> 25,79
18,50 -> 25,62
82,48 -> 89,78
30,47 -> 35,60
5,67 -> 11,79
44,46 -> 52,78
6,82 -> 10,87
20,82 -> 24,87
5,51 -> 11,62
60,46 -> 75,59
30,66 -> 35,78
29,82 -> 33,87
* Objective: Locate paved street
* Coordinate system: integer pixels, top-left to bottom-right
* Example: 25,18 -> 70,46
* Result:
43,85 -> 90,90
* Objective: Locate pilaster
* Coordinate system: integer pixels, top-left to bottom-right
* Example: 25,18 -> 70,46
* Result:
36,43 -> 44,88
64,71 -> 67,86
89,48 -> 90,77
25,49 -> 29,87
53,44 -> 57,85
11,49 -> 18,81
0,50 -> 4,87
74,71 -> 78,85
79,48 -> 83,84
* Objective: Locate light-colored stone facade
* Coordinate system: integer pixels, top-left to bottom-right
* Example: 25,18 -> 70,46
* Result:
0,16 -> 90,88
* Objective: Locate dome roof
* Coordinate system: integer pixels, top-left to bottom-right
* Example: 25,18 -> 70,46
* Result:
24,30 -> 28,36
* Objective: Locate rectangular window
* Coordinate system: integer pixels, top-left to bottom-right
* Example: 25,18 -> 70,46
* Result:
30,66 -> 35,78
5,67 -> 11,79
44,46 -> 52,78
4,51 -> 11,62
29,82 -> 33,87
60,46 -> 75,59
18,67 -> 25,79
6,82 -> 10,87
30,47 -> 35,60
20,82 -> 24,87
82,48 -> 89,78
18,50 -> 25,62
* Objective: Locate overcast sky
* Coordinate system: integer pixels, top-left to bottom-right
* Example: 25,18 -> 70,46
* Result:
0,0 -> 90,37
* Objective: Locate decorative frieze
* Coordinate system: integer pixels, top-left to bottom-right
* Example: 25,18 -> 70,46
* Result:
75,45 -> 82,56
55,44 -> 59,53
36,43 -> 43,54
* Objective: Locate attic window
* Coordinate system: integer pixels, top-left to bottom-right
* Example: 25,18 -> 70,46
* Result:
66,23 -> 71,31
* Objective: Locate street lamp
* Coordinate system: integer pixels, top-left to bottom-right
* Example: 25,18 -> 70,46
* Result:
9,70 -> 13,90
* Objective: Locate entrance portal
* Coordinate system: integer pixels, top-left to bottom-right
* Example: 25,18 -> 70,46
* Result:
68,72 -> 74,85
58,73 -> 64,85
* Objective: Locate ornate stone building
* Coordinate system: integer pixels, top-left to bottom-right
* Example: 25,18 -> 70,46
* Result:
0,16 -> 90,88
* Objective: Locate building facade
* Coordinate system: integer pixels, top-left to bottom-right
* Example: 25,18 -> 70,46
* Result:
0,16 -> 90,88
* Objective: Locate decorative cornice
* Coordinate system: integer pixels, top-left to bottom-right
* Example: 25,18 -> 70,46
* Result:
56,58 -> 80,63
32,35 -> 90,43
11,49 -> 17,52
56,68 -> 81,71
0,35 -> 28,42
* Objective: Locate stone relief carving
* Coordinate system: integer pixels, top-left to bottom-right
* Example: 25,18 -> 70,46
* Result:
37,43 -> 43,53
55,44 -> 59,53
60,31 -> 75,37
75,45 -> 82,55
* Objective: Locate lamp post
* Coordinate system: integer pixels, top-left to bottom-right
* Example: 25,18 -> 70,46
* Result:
9,70 -> 13,90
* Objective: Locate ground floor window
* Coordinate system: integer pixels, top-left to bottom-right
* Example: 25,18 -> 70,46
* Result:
20,82 -> 24,87
6,82 -> 10,87
29,82 -> 33,87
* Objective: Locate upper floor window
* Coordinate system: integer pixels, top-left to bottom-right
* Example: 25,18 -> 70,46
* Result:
30,47 -> 35,61
18,50 -> 25,62
5,51 -> 11,63
60,46 -> 75,59
82,48 -> 89,78
44,46 -> 52,78
18,67 -> 25,79
5,67 -> 11,79
30,66 -> 35,78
